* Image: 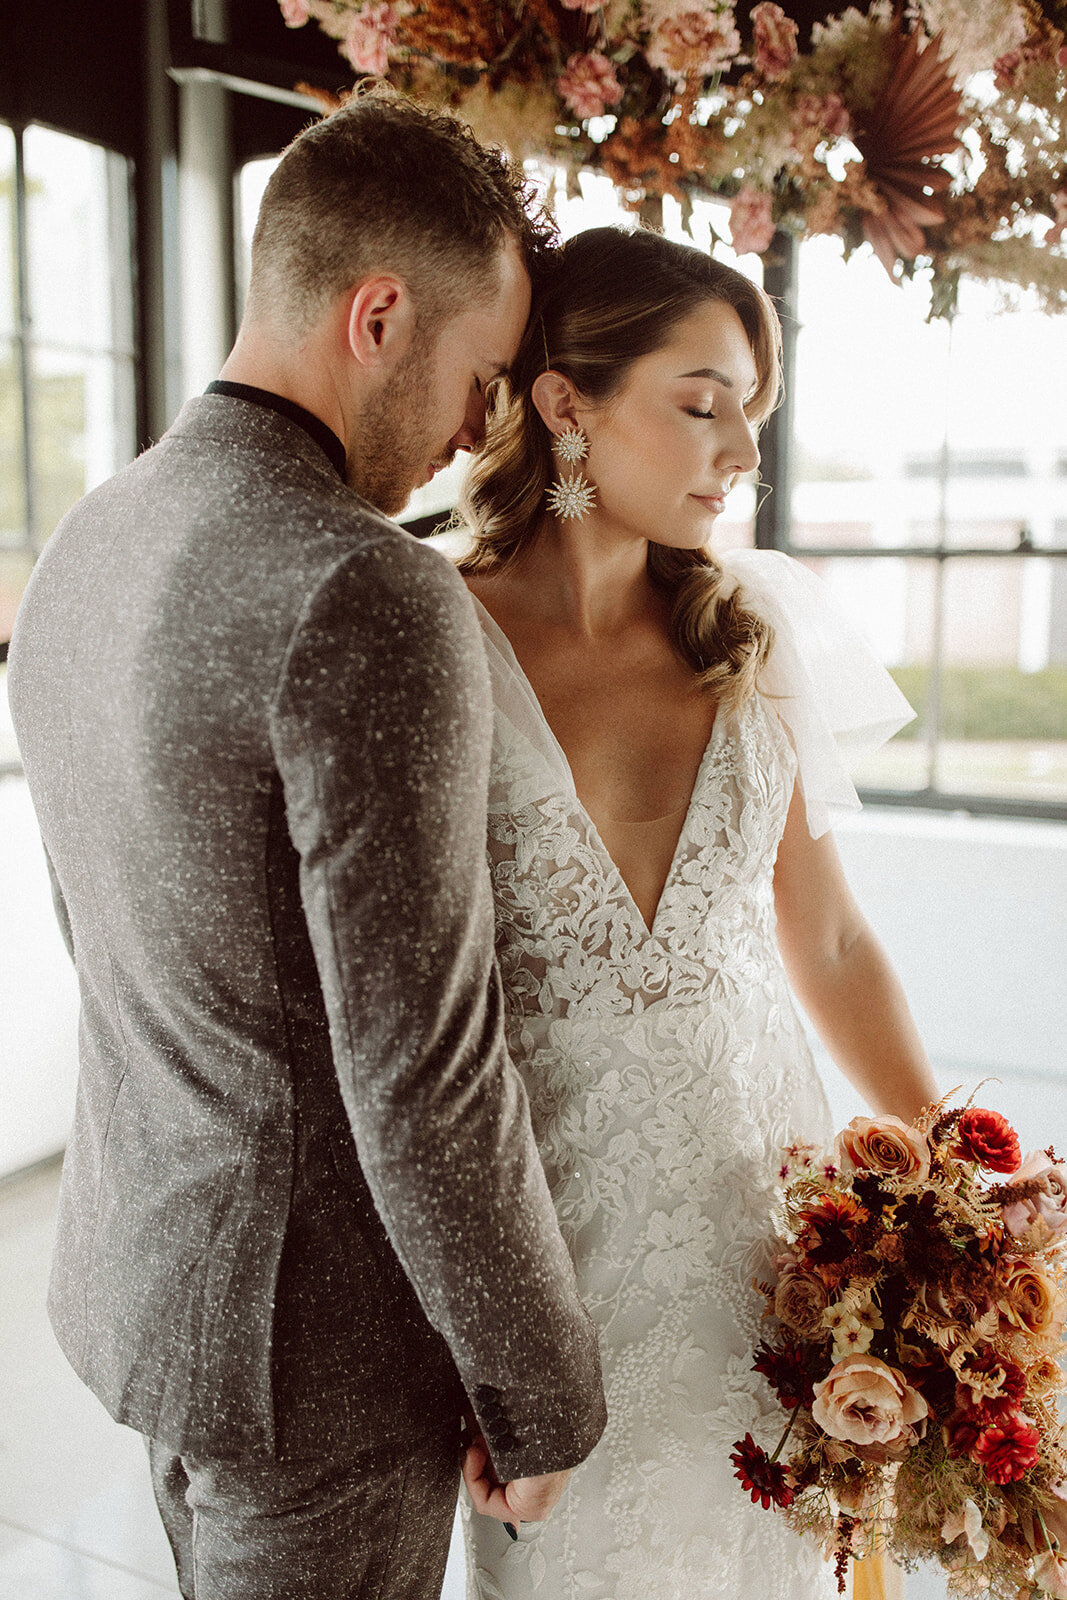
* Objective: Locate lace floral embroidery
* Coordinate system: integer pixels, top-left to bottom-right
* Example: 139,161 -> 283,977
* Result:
465,694 -> 838,1600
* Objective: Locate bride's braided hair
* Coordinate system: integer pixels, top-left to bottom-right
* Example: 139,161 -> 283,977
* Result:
457,226 -> 781,713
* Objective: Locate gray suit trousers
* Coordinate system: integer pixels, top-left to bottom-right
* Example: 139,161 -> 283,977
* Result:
147,1421 -> 462,1600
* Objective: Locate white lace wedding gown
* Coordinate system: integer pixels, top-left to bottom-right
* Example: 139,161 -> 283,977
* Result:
455,548 -> 914,1600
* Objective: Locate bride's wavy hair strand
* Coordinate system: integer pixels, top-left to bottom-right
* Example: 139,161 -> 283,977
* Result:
457,226 -> 783,713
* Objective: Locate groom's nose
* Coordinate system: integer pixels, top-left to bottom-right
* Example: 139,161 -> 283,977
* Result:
448,384 -> 489,455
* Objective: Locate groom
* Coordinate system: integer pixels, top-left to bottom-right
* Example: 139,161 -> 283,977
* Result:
8,89 -> 605,1598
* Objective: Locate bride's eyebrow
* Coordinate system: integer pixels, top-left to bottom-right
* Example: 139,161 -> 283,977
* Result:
677,367 -> 734,386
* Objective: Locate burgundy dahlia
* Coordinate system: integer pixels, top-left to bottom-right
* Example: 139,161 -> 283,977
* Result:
753,1340 -> 815,1410
730,1433 -> 795,1509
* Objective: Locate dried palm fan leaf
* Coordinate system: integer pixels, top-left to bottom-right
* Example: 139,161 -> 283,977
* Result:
854,28 -> 964,275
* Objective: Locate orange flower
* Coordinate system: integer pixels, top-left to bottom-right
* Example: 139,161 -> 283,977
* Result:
796,1191 -> 869,1267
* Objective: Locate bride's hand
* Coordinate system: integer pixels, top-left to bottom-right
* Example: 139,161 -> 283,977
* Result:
460,1428 -> 571,1525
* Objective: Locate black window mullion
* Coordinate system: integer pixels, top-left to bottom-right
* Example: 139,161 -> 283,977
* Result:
11,121 -> 37,561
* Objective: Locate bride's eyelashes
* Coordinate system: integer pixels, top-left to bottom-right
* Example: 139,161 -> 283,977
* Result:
684,406 -> 718,420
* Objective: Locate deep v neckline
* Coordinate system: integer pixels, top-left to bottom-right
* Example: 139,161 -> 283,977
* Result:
470,593 -> 724,942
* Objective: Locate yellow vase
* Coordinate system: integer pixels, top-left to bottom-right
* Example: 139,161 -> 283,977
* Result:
852,1551 -> 903,1600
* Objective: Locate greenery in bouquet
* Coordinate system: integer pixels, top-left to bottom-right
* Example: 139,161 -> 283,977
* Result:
728,1095 -> 1067,1596
279,0 -> 1067,315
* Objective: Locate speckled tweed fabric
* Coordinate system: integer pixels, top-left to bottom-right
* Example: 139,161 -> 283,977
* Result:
8,396 -> 605,1500
148,1423 -> 461,1599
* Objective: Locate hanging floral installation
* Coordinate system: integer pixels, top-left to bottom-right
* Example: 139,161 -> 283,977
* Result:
279,0 -> 1067,315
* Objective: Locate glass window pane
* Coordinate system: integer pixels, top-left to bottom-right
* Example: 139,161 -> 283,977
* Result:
790,242 -> 1067,559
29,349 -> 136,545
23,126 -> 134,357
932,556 -> 1067,803
790,237 -> 951,550
0,124 -> 15,343
1,337 -> 27,548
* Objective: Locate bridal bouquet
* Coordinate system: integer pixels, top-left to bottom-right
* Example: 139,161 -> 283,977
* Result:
731,1095 -> 1067,1596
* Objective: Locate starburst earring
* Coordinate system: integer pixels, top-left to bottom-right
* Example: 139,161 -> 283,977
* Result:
546,426 -> 597,522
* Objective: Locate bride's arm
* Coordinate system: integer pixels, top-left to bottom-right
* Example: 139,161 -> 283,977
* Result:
772,782 -> 939,1124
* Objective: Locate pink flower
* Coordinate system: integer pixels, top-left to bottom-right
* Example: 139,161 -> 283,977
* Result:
811,1354 -> 929,1453
1037,1480 -> 1067,1552
792,92 -> 850,140
751,2 -> 798,79
993,47 -> 1022,88
1058,46 -> 1067,69
646,8 -> 742,80
339,4 -> 399,76
1002,1149 -> 1067,1239
1033,1553 -> 1067,1600
557,52 -> 624,120
278,0 -> 309,26
729,186 -> 775,256
1046,193 -> 1067,247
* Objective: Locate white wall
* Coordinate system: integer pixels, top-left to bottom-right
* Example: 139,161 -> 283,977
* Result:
1,776 -> 79,1175
819,807 -> 1067,1155
2,781 -> 1065,1176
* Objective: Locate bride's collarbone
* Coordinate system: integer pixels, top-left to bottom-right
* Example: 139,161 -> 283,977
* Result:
521,654 -> 715,827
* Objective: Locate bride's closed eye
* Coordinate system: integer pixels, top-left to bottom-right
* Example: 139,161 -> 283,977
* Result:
685,407 -> 718,420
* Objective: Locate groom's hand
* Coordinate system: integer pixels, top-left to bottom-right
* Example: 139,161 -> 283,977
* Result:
460,1426 -> 571,1526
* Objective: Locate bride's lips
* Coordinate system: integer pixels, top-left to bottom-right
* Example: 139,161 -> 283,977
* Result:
690,492 -> 726,513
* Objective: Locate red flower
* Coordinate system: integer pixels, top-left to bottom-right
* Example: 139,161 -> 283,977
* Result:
955,1109 -> 1021,1174
943,1407 -> 984,1458
730,1433 -> 795,1509
753,1340 -> 815,1410
971,1410 -> 1041,1484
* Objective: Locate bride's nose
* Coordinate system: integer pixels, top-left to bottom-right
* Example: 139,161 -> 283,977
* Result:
717,415 -> 760,477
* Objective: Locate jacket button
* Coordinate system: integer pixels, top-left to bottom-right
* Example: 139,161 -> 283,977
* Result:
494,1432 -> 519,1453
480,1400 -> 503,1422
473,1384 -> 501,1403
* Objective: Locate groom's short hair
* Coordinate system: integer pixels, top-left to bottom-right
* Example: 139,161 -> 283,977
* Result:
247,85 -> 555,334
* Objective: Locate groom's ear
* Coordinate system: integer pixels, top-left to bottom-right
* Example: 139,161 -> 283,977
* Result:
531,371 -> 582,437
344,276 -> 415,369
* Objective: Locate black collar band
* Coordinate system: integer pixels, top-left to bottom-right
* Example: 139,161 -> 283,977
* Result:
205,381 -> 347,481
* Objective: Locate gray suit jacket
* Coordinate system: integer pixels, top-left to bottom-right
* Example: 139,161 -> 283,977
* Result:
8,394 -> 606,1470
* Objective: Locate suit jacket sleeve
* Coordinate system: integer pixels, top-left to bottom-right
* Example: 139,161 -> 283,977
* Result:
269,534 -> 606,1478
44,841 -> 75,965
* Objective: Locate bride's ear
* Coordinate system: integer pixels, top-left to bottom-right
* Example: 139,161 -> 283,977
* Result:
531,371 -> 582,440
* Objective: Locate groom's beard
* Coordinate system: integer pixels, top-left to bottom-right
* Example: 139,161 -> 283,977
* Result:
348,336 -> 443,518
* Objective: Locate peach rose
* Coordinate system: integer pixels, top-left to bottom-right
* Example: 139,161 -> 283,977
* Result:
811,1354 -> 929,1451
1002,1151 -> 1067,1244
997,1258 -> 1067,1340
832,1115 -> 931,1181
774,1261 -> 831,1338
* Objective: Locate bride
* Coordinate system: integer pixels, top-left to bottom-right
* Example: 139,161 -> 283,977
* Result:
441,224 -> 939,1599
